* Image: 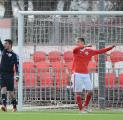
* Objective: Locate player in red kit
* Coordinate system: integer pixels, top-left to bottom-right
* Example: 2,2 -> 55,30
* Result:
71,37 -> 115,113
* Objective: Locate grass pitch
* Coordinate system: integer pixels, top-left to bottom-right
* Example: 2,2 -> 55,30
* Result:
0,110 -> 123,120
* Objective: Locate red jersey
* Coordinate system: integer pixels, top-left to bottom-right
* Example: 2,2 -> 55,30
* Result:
72,45 -> 114,74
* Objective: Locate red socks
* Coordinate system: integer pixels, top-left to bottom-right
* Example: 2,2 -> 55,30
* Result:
76,93 -> 92,111
84,93 -> 92,107
76,95 -> 82,111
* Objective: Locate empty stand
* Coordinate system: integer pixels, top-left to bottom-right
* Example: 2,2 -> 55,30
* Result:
105,73 -> 116,87
37,72 -> 53,87
33,51 -> 46,62
110,51 -> 123,62
63,51 -> 73,63
35,62 -> 50,72
48,51 -> 62,62
51,62 -> 69,87
23,61 -> 35,73
23,72 -> 37,87
119,73 -> 123,87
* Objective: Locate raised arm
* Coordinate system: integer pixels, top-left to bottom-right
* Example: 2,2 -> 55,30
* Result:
0,40 -> 4,51
73,45 -> 84,54
91,45 -> 115,56
73,44 -> 92,54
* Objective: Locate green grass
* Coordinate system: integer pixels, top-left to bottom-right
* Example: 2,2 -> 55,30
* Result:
0,110 -> 123,120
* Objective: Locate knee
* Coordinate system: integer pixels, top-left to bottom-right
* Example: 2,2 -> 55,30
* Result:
9,91 -> 14,98
1,87 -> 7,94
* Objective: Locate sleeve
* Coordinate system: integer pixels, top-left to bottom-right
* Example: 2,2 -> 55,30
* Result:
0,40 -> 4,51
91,46 -> 114,56
15,54 -> 19,75
73,45 -> 84,54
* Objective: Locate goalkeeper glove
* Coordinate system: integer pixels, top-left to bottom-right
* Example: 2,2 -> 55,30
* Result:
15,74 -> 19,82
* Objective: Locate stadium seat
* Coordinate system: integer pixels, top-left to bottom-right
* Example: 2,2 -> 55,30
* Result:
63,51 -> 73,63
23,61 -> 35,73
105,73 -> 116,87
35,62 -> 50,72
53,72 -> 69,87
119,73 -> 123,87
35,62 -> 53,87
23,73 -> 38,87
51,62 -> 65,71
88,61 -> 97,73
65,62 -> 73,71
24,59 -> 34,62
51,62 -> 69,87
33,51 -> 46,62
48,51 -> 62,62
110,51 -> 123,62
37,72 -> 53,87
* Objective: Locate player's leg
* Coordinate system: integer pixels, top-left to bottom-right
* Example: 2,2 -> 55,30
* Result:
75,92 -> 83,111
7,74 -> 17,112
84,90 -> 93,108
1,74 -> 7,112
71,73 -> 84,111
9,91 -> 17,112
1,87 -> 7,112
83,74 -> 93,110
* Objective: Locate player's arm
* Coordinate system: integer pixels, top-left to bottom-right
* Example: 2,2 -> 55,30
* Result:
14,54 -> 19,81
73,44 -> 92,54
73,45 -> 84,54
91,45 -> 115,56
0,39 -> 4,51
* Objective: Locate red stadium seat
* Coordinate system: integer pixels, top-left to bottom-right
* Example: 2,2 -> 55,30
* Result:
119,73 -> 123,87
33,51 -> 46,62
51,62 -> 65,72
53,71 -> 69,87
63,51 -> 73,63
65,62 -> 72,70
37,72 -> 53,87
23,73 -> 37,87
23,61 -> 35,73
105,73 -> 116,87
35,62 -> 53,87
110,51 -> 123,62
48,51 -> 62,62
35,62 -> 50,72
51,62 -> 69,87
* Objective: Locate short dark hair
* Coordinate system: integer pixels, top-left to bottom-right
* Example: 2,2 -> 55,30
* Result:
77,37 -> 85,44
4,39 -> 13,47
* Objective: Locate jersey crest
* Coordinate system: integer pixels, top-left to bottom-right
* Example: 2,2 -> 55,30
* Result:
85,51 -> 89,55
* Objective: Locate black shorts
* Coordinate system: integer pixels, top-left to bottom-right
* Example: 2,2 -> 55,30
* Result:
1,73 -> 14,91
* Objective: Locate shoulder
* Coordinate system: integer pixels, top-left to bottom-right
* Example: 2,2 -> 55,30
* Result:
85,48 -> 94,52
11,51 -> 18,57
